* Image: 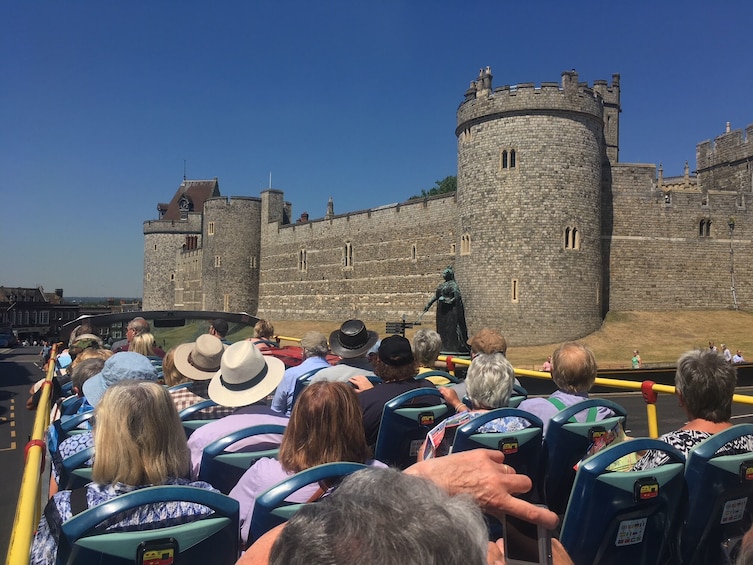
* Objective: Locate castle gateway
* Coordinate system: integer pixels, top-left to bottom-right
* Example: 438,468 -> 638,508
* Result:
143,68 -> 753,346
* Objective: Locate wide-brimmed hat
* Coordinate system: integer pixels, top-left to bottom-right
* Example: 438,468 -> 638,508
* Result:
174,334 -> 227,381
82,351 -> 159,407
208,341 -> 285,407
329,319 -> 379,358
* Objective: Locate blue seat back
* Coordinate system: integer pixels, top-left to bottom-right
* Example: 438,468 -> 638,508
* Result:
198,424 -> 287,494
58,485 -> 239,565
414,370 -> 460,384
59,446 -> 95,490
179,399 -> 219,438
374,388 -> 450,469
680,423 -> 753,565
560,438 -> 686,565
452,408 -> 544,500
544,398 -> 628,515
249,462 -> 367,543
289,366 -> 330,411
509,383 -> 528,408
48,409 -> 95,457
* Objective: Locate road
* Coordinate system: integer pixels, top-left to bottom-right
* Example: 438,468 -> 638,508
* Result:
0,346 -> 43,560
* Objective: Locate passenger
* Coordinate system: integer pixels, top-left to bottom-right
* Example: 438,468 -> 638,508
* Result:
310,319 -> 378,382
413,328 -> 452,385
208,318 -> 231,344
31,381 -> 218,565
170,334 -> 236,419
633,349 -> 753,470
467,327 -> 508,357
231,381 -> 385,544
240,450 -> 573,565
248,319 -> 277,351
129,331 -> 157,357
48,352 -> 160,495
349,335 -> 438,446
270,331 -> 332,416
187,340 -> 288,478
161,346 -> 191,387
420,353 -> 529,459
111,316 -> 165,357
517,342 -> 613,436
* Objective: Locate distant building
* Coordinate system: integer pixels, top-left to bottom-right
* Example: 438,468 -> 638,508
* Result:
143,68 -> 753,346
0,287 -> 78,340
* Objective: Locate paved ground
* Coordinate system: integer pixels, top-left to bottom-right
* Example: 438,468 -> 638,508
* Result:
0,346 -> 43,560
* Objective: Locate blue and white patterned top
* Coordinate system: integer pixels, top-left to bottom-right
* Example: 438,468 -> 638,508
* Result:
50,431 -> 94,485
30,478 -> 217,565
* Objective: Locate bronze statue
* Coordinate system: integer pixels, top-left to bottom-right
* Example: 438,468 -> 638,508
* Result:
420,266 -> 470,354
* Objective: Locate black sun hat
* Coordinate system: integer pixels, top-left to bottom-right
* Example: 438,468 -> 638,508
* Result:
329,319 -> 379,358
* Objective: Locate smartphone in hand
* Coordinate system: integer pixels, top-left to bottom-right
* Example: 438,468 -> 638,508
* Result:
502,512 -> 553,565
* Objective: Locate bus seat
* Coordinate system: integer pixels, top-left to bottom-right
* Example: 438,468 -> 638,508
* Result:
179,399 -> 219,438
198,424 -> 287,494
414,370 -> 460,385
680,423 -> 753,565
48,410 -> 95,457
59,446 -> 95,490
544,398 -> 628,515
249,462 -> 367,544
452,408 -> 544,501
289,366 -> 330,410
374,388 -> 450,469
57,485 -> 239,565
560,438 -> 685,565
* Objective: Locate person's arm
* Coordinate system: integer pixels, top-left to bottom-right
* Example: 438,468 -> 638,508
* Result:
405,449 -> 559,530
438,386 -> 467,413
348,375 -> 375,392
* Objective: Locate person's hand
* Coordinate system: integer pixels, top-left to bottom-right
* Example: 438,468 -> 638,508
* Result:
348,375 -> 374,392
438,386 -> 461,409
405,449 -> 559,530
487,539 -> 504,565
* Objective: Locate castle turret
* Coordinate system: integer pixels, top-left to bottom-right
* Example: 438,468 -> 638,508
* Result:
455,69 -> 610,344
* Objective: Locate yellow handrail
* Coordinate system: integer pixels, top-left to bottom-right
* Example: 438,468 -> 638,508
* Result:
6,344 -> 57,565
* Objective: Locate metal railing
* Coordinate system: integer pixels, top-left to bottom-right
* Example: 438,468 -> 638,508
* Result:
6,344 -> 57,565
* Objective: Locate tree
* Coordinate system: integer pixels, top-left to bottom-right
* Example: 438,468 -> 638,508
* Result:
409,176 -> 457,200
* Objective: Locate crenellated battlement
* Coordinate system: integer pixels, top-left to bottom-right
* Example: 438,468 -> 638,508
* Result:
697,123 -> 753,171
457,68 -> 617,135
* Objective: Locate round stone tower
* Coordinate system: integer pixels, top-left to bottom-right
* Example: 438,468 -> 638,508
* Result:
455,68 -> 610,345
201,196 -> 262,314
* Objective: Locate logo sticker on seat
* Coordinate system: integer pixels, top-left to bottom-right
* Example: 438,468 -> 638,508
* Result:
615,518 -> 647,546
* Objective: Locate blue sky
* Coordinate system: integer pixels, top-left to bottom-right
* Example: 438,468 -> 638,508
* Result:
2,1 -> 752,297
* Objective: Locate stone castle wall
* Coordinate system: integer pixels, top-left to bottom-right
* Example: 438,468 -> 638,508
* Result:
143,215 -> 202,311
142,68 -> 753,346
257,193 -> 457,324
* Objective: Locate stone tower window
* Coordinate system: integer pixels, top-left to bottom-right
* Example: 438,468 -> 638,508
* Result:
343,242 -> 353,268
701,194 -> 709,207
250,256 -> 257,269
461,127 -> 472,144
214,255 -> 222,268
699,219 -> 711,237
450,243 -> 456,254
511,279 -> 519,303
564,226 -> 581,250
298,249 -> 307,272
411,244 -> 417,263
223,294 -> 230,312
461,233 -> 472,255
499,148 -> 518,171
208,222 -> 215,236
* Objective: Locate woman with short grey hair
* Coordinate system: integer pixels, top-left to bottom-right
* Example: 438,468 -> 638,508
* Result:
634,348 -> 753,470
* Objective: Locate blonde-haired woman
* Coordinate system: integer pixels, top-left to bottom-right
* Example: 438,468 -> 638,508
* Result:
130,331 -> 157,357
162,346 -> 191,387
31,381 -> 217,564
248,319 -> 277,351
